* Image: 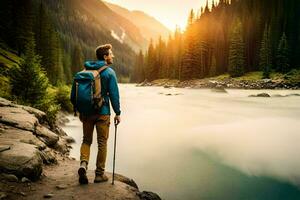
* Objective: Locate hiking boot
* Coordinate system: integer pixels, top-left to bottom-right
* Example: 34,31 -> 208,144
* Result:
94,173 -> 108,183
78,161 -> 88,184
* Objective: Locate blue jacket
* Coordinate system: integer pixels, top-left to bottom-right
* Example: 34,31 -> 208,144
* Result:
83,60 -> 121,116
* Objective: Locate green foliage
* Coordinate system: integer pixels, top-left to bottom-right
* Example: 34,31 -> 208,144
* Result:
259,24 -> 272,78
35,87 -> 61,126
228,19 -> 245,77
283,69 -> 300,83
0,76 -> 11,99
54,84 -> 73,113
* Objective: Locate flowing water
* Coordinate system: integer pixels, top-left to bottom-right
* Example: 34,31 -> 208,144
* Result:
62,84 -> 300,200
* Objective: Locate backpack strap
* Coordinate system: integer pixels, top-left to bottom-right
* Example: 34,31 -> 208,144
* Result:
94,65 -> 109,99
97,65 -> 109,74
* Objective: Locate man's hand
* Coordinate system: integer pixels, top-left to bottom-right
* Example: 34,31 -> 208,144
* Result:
114,115 -> 121,125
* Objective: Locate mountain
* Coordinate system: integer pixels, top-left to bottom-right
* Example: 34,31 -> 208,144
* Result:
44,0 -> 148,52
104,1 -> 171,42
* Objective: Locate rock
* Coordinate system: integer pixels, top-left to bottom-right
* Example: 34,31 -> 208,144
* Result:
51,126 -> 67,136
0,192 -> 7,199
1,173 -> 18,182
257,93 -> 271,97
56,184 -> 68,190
0,145 -> 10,152
0,140 -> 43,180
165,93 -> 172,96
211,87 -> 227,93
21,177 -> 31,183
35,125 -> 59,147
18,192 -> 26,196
55,111 -> 70,126
43,193 -> 54,198
114,173 -> 139,189
39,148 -> 57,164
0,97 -> 46,122
272,94 -> 285,97
249,93 -> 271,97
53,138 -> 69,154
61,135 -> 75,144
137,191 -> 162,200
0,125 -> 46,150
16,105 -> 46,123
0,97 -> 12,107
0,107 -> 38,131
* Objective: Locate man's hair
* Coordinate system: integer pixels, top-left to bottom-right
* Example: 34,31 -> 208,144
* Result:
95,44 -> 112,60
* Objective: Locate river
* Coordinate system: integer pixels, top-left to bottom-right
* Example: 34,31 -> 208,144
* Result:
62,84 -> 300,200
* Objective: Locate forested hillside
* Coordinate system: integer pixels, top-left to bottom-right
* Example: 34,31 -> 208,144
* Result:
0,0 -> 149,85
0,0 -> 151,123
131,0 -> 300,82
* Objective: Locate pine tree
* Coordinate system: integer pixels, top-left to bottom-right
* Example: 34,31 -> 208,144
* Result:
71,44 -> 84,74
276,32 -> 290,73
10,32 -> 49,106
259,24 -> 272,78
145,39 -> 157,81
131,50 -> 145,83
228,19 -> 245,77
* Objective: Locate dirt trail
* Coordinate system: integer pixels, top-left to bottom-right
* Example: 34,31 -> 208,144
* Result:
1,157 -> 141,200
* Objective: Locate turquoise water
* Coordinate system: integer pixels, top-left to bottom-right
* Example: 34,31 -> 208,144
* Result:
63,84 -> 300,200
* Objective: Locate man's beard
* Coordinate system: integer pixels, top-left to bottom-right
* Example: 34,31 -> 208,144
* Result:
106,59 -> 113,65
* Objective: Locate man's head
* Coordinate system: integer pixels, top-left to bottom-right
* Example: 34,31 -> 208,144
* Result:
95,44 -> 114,64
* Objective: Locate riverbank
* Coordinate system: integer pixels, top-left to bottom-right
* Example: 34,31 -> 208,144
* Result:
0,97 -> 161,200
137,71 -> 300,90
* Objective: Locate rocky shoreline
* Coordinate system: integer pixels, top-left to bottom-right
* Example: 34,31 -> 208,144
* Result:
137,78 -> 300,90
0,97 -> 161,200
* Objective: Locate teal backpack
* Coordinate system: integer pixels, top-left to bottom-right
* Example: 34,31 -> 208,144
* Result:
70,66 -> 108,116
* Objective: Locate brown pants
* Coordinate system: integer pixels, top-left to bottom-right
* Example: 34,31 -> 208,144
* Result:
79,114 -> 110,175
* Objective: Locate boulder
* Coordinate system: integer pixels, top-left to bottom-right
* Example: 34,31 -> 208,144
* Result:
114,173 -> 139,189
0,125 -> 46,150
61,135 -> 75,143
1,173 -> 18,182
39,148 -> 57,164
53,138 -> 69,154
137,191 -> 162,200
0,107 -> 38,131
257,93 -> 271,97
35,125 -> 59,146
0,97 -> 46,122
0,145 -> 10,152
249,93 -> 271,97
0,140 -> 43,180
16,105 -> 46,122
0,97 -> 12,107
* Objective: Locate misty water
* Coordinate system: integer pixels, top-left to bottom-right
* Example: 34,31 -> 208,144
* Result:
62,84 -> 300,200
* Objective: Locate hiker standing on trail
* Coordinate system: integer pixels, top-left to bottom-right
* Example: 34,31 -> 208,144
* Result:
70,44 -> 121,184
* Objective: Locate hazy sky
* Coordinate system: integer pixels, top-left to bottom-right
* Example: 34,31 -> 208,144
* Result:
103,0 -> 209,31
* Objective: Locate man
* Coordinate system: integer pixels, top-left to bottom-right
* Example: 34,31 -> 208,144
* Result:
78,44 -> 121,184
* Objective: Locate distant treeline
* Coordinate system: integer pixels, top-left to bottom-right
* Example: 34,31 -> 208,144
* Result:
131,0 -> 300,82
0,0 -> 135,85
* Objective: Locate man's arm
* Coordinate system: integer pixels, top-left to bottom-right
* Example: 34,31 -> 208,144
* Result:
108,70 -> 121,124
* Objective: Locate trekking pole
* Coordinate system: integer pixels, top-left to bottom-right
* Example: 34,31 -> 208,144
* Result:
112,123 -> 118,185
